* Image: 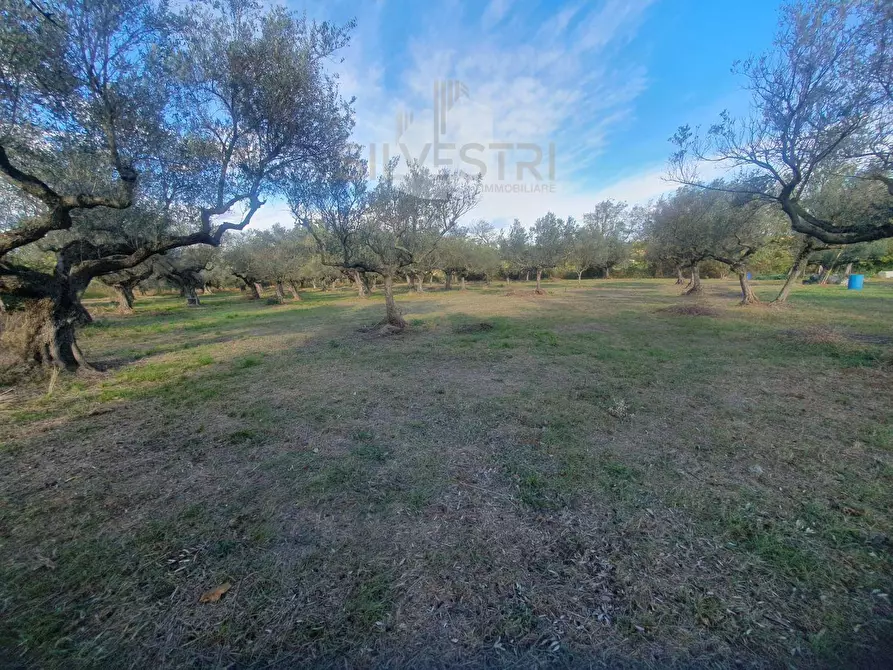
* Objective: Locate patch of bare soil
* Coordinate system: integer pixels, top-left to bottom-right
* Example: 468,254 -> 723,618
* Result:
658,304 -> 720,317
454,322 -> 493,334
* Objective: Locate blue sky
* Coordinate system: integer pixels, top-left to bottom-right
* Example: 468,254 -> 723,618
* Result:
255,0 -> 783,228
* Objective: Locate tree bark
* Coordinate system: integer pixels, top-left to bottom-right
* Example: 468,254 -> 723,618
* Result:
15,298 -> 92,371
460,275 -> 467,290
843,262 -> 853,278
737,270 -> 759,305
275,281 -> 286,302
775,241 -> 814,303
352,270 -> 368,298
288,281 -> 302,300
445,271 -> 453,290
113,285 -> 134,314
577,270 -> 584,283
185,286 -> 201,307
243,281 -> 261,299
535,268 -> 543,292
604,266 -> 611,279
383,274 -> 406,329
405,274 -> 411,287
675,266 -> 685,285
414,273 -> 425,293
684,264 -> 702,294
525,270 -> 530,282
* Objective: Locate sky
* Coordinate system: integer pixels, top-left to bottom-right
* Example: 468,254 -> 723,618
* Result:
252,0 -> 784,229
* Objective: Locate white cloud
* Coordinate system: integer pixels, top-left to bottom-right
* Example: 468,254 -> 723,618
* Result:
589,166 -> 675,204
329,0 -> 657,224
266,0 -> 665,233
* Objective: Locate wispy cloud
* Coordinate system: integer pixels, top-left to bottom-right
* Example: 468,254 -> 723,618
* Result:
481,0 -> 513,29
269,0 -> 663,230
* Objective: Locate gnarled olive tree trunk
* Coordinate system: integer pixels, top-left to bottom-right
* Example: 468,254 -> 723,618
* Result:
351,270 -> 368,298
10,295 -> 93,371
675,266 -> 685,285
684,264 -> 702,294
185,286 -> 201,307
382,274 -> 406,329
112,284 -> 135,314
288,281 -> 302,300
775,241 -> 815,303
737,270 -> 759,305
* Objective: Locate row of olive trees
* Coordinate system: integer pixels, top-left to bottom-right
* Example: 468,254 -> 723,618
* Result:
644,182 -> 788,304
0,0 -> 354,369
667,0 -> 892,275
288,155 -> 637,325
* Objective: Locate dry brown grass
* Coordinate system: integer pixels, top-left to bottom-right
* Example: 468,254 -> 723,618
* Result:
780,325 -> 850,345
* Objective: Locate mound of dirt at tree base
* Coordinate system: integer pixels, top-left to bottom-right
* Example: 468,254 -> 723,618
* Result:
658,304 -> 720,317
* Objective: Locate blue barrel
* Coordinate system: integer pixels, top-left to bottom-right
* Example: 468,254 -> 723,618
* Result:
847,274 -> 864,290
746,272 -> 752,280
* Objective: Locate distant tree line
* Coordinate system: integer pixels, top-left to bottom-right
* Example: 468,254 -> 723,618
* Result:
1,0 -> 891,370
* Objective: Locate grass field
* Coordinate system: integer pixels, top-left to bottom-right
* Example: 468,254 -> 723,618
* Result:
1,278 -> 891,668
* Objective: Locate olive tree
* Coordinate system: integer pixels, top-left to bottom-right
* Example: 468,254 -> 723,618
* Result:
151,247 -> 219,306
291,157 -> 482,329
581,201 -> 634,278
569,223 -> 602,282
100,261 -> 156,313
670,0 -> 892,250
645,187 -> 720,294
528,213 -> 574,292
0,0 -> 354,368
224,232 -> 266,299
700,190 -> 787,304
0,0 -> 159,367
498,220 -> 532,282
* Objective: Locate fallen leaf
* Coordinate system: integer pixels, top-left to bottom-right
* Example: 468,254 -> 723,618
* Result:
200,582 -> 231,603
